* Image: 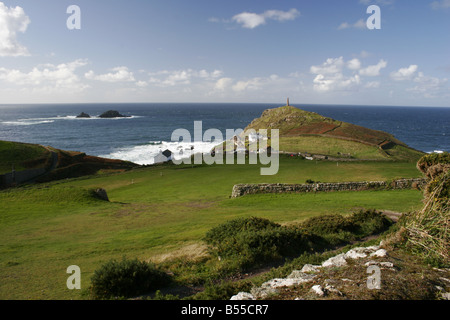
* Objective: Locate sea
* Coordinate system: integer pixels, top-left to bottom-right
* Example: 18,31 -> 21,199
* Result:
0,103 -> 448,165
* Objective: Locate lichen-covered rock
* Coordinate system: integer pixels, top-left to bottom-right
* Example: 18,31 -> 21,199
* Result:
322,253 -> 347,268
311,285 -> 325,297
300,264 -> 322,273
370,249 -> 388,258
230,292 -> 255,300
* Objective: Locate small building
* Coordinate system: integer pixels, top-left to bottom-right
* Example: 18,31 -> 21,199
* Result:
153,149 -> 173,164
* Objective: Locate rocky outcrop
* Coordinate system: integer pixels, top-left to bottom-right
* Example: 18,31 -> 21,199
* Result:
99,110 -> 131,118
76,112 -> 91,118
230,242 -> 450,300
230,243 -> 385,300
231,178 -> 426,198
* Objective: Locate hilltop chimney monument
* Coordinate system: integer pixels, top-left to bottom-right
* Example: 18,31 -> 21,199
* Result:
287,98 -> 290,106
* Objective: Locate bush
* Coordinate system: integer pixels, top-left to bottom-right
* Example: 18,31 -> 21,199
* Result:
300,214 -> 354,235
417,152 -> 450,177
90,257 -> 171,299
190,280 -> 253,300
204,217 -> 317,270
204,212 -> 395,273
347,209 -> 393,236
204,216 -> 279,248
402,156 -> 449,267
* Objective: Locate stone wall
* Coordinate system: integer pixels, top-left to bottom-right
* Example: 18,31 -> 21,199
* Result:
0,167 -> 47,188
231,178 -> 426,198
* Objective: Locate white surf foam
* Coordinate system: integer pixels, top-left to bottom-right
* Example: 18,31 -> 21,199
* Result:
99,140 -> 223,165
2,120 -> 55,126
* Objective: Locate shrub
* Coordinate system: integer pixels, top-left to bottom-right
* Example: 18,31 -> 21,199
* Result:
190,280 -> 253,300
417,152 -> 450,177
402,158 -> 449,267
90,257 -> 171,299
204,217 -> 317,270
300,214 -> 354,235
347,209 -> 393,236
204,216 -> 279,248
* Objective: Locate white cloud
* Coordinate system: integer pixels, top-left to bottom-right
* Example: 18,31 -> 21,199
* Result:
338,19 -> 366,30
214,77 -> 233,91
365,81 -> 380,88
146,68 -> 223,87
313,73 -> 361,92
359,59 -> 387,76
85,66 -> 135,82
0,59 -> 87,85
135,80 -> 148,87
390,65 -> 418,81
0,2 -> 31,56
310,57 -> 345,75
310,57 -> 386,92
347,58 -> 362,71
232,78 -> 264,92
407,72 -> 448,98
431,0 -> 450,9
232,8 -> 300,29
310,57 -> 363,92
232,12 -> 266,29
0,59 -> 89,94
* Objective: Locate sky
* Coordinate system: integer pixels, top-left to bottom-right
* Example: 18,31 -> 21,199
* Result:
0,0 -> 449,106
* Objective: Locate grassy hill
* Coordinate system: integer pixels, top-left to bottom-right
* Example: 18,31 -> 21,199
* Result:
0,141 -> 52,174
0,140 -> 140,186
242,106 -> 424,161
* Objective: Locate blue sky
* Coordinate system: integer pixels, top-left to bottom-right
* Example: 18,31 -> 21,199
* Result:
0,0 -> 449,106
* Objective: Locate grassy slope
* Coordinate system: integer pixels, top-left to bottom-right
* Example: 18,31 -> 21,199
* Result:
0,140 -> 139,182
0,157 -> 424,299
244,106 -> 424,161
0,141 -> 51,174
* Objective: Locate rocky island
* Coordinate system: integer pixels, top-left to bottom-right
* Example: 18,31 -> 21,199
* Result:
76,112 -> 91,118
99,110 -> 131,118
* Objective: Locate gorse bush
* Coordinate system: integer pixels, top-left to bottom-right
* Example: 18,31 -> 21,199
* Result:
204,217 -> 319,270
401,153 -> 449,267
90,257 -> 171,299
300,214 -> 354,235
204,216 -> 280,248
205,211 -> 394,272
347,209 -> 394,236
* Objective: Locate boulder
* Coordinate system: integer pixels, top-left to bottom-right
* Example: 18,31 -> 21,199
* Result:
93,188 -> 109,201
99,110 -> 131,118
76,112 -> 91,118
230,292 -> 255,300
370,249 -> 388,258
300,264 -> 322,273
322,253 -> 347,268
311,285 -> 325,297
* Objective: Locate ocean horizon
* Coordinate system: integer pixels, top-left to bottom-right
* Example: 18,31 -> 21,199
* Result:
1,103 -> 448,165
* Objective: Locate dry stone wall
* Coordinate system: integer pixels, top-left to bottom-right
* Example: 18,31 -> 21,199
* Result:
231,178 -> 426,198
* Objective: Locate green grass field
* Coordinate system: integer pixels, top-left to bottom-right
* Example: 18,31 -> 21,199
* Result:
0,157 -> 425,299
279,136 -> 386,159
